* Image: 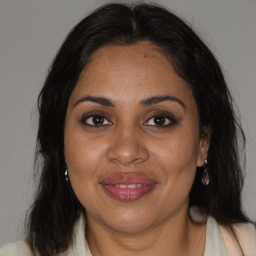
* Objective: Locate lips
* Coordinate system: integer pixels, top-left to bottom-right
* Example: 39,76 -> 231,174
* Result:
100,174 -> 157,201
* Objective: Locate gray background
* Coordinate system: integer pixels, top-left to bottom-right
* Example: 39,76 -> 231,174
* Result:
0,0 -> 255,245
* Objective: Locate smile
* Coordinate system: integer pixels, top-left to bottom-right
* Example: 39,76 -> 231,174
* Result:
100,174 -> 157,201
113,184 -> 145,188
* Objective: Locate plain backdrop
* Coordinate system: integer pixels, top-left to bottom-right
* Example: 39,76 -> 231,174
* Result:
0,0 -> 255,245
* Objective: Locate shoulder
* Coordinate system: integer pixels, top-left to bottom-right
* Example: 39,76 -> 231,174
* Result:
220,222 -> 256,256
0,240 -> 34,256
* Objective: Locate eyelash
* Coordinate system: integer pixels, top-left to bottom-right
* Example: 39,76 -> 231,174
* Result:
79,111 -> 178,128
79,111 -> 112,128
144,111 -> 178,128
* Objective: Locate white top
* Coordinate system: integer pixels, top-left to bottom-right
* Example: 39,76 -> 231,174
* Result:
204,216 -> 228,255
1,214 -> 255,255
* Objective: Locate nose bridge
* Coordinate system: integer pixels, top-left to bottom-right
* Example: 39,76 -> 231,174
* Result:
106,125 -> 149,166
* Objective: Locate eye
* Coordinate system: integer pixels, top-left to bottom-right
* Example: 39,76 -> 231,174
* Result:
80,113 -> 112,127
144,113 -> 177,127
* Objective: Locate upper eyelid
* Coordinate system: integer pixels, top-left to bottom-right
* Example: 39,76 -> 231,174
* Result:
146,115 -> 173,121
86,116 -> 112,126
144,115 -> 176,126
79,111 -> 112,125
80,110 -> 111,119
144,111 -> 176,121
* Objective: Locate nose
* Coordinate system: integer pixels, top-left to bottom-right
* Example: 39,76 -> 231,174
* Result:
106,128 -> 149,166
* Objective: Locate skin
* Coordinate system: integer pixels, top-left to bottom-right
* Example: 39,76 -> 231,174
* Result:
64,41 -> 209,256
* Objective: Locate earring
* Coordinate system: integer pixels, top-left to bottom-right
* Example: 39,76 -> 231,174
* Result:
202,159 -> 209,185
64,160 -> 69,183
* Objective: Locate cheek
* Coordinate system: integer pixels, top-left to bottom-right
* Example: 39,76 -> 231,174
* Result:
64,115 -> 107,168
151,128 -> 200,189
150,134 -> 198,209
65,145 -> 101,210
153,130 -> 200,169
65,136 -> 105,181
64,126 -> 107,204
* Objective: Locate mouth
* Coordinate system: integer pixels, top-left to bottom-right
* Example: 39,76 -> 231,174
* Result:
100,174 -> 157,202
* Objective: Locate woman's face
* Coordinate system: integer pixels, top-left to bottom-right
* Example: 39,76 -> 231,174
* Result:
64,41 -> 208,233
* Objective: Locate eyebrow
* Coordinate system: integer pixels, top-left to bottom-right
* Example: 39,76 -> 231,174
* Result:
73,95 -> 186,109
73,96 -> 115,108
141,95 -> 186,108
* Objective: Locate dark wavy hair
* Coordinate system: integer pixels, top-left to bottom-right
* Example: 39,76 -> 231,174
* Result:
26,3 -> 250,255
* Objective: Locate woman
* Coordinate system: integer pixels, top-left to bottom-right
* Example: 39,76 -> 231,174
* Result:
1,3 -> 255,256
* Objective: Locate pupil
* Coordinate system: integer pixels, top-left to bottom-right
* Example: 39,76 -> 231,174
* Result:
93,115 -> 104,125
154,116 -> 165,125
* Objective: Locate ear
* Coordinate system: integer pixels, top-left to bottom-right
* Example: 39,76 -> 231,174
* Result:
197,126 -> 210,167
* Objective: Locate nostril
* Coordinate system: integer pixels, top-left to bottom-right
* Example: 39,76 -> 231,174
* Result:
106,137 -> 149,166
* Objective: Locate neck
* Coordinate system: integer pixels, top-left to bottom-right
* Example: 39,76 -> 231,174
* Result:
86,210 -> 206,256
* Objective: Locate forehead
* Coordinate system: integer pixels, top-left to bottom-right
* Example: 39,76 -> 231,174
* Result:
70,41 -> 194,106
87,41 -> 168,67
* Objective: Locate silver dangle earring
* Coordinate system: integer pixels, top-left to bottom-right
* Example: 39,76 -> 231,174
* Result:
202,159 -> 210,185
64,160 -> 69,183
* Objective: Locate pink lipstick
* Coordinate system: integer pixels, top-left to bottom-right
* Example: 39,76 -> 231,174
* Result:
100,174 -> 157,201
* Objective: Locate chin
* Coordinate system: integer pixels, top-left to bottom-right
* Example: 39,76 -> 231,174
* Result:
98,207 -> 159,234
